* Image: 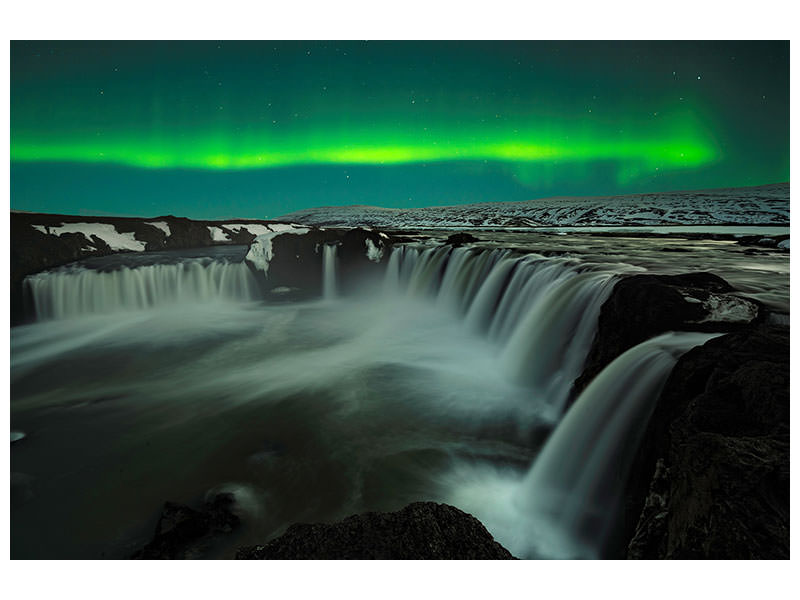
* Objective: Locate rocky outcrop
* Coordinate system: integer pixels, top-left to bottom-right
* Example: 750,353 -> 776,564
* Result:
574,272 -> 762,395
245,227 -> 392,299
131,493 -> 240,559
10,212 -> 270,324
236,502 -> 515,560
11,211 -> 397,323
445,232 -> 479,246
624,324 -> 789,559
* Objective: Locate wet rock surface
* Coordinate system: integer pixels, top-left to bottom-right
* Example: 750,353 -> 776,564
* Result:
236,502 -> 515,560
624,323 -> 789,559
574,272 -> 762,395
131,493 -> 240,559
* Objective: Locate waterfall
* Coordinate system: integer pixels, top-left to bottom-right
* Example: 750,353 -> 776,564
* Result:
515,331 -> 720,558
25,260 -> 260,320
383,245 -> 618,413
322,244 -> 339,300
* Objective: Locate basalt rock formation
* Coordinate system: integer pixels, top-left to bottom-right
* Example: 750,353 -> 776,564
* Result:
623,323 -> 789,559
573,272 -> 762,396
247,227 -> 391,300
10,211 -> 397,323
11,212 -> 268,324
236,502 -> 515,560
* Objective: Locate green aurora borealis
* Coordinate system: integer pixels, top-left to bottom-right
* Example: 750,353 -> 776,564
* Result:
11,41 -> 789,218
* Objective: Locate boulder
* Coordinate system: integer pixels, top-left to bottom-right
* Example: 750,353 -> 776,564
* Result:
236,502 -> 515,560
573,272 -> 761,395
131,493 -> 240,559
445,232 -> 479,246
624,324 -> 789,559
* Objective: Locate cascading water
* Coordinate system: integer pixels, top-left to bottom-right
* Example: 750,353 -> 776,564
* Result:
12,238 -> 716,560
383,244 -> 621,415
24,259 -> 260,320
446,331 -> 721,559
322,244 -> 339,300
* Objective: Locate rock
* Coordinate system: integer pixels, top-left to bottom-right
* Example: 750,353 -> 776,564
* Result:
624,324 -> 789,559
11,212 -> 257,325
445,232 -> 479,246
11,211 -> 397,323
246,227 -> 392,298
736,233 -> 789,249
573,272 -> 761,395
236,501 -> 515,560
131,493 -> 240,559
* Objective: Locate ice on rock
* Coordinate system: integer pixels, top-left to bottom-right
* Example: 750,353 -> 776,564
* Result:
698,294 -> 759,324
365,238 -> 384,262
146,221 -> 171,236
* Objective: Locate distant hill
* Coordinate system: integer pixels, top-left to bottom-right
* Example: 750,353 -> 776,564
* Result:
278,183 -> 789,229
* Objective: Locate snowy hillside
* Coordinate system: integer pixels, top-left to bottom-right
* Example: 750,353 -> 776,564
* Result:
279,183 -> 789,229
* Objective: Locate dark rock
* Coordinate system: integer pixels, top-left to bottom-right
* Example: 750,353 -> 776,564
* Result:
624,324 -> 789,559
11,212 -> 253,325
236,501 -> 514,560
736,233 -> 789,249
573,272 -> 761,396
246,227 -> 392,298
11,211 -> 398,324
445,232 -> 479,246
131,493 -> 240,559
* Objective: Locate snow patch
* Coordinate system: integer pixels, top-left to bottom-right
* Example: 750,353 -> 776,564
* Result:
682,296 -> 702,304
245,226 -> 310,275
222,223 -> 272,237
698,294 -> 759,324
268,223 -> 310,234
47,223 -> 147,251
365,238 -> 384,262
207,226 -> 229,242
31,225 -> 48,234
146,221 -> 171,236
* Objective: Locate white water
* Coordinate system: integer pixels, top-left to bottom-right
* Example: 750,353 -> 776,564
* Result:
322,244 -> 338,300
445,331 -> 720,559
384,245 -> 623,415
12,241 -> 715,559
25,259 -> 259,320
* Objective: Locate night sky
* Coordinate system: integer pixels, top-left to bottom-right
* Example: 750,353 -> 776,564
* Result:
11,40 -> 789,219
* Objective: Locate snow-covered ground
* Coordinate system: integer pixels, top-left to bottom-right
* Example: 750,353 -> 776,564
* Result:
38,222 -> 148,251
29,220 -> 311,254
245,225 -> 310,274
279,183 -> 789,229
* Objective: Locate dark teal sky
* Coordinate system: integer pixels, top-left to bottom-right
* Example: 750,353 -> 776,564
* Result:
11,41 -> 789,219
